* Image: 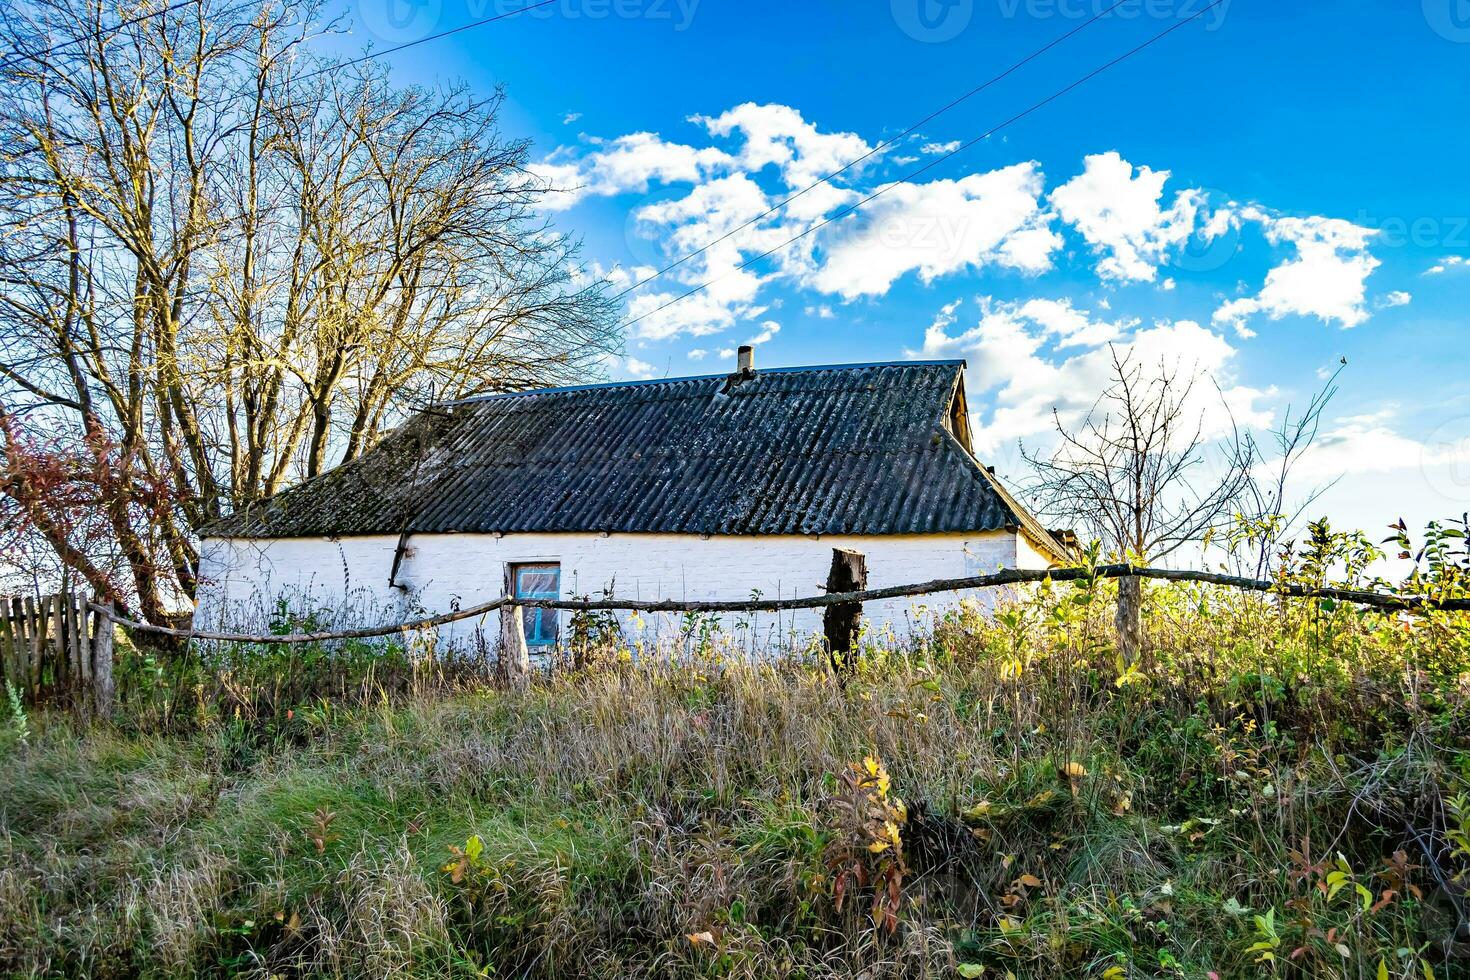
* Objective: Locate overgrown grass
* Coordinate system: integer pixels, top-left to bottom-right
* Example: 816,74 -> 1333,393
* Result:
3,571 -> 1470,978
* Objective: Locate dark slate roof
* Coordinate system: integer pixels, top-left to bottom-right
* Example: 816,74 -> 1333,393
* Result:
204,361 -> 1063,550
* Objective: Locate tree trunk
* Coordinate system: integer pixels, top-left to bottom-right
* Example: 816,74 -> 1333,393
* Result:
824,548 -> 866,673
1115,574 -> 1143,666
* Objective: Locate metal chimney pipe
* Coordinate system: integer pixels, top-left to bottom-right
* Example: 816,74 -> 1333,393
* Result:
737,345 -> 754,373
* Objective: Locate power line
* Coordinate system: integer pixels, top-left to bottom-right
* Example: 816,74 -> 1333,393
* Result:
0,0 -> 557,82
612,0 -> 1134,301
618,0 -> 1229,335
0,0 -> 198,74
293,0 -> 559,84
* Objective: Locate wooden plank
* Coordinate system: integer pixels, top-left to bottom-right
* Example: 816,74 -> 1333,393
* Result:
49,593 -> 66,693
66,592 -> 82,694
33,596 -> 50,696
15,597 -> 31,694
24,596 -> 40,700
92,604 -> 115,719
0,599 -> 12,688
76,594 -> 92,684
9,597 -> 25,694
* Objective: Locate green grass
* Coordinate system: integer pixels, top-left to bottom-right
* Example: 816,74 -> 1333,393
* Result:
2,578 -> 1469,978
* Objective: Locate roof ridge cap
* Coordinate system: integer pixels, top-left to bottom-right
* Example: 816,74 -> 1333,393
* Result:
442,360 -> 967,407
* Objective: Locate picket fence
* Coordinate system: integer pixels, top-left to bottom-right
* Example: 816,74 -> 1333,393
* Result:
0,593 -> 114,716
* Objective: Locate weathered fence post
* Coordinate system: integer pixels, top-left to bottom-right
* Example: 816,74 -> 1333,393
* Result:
92,602 -> 115,719
501,604 -> 531,691
3,597 -> 22,692
824,548 -> 867,673
49,594 -> 65,693
66,593 -> 83,694
1115,572 -> 1143,668
23,596 -> 40,699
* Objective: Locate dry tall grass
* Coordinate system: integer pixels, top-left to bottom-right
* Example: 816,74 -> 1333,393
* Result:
2,571 -> 1469,978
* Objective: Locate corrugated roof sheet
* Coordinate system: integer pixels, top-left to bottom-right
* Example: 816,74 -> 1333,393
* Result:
204,361 -> 1050,542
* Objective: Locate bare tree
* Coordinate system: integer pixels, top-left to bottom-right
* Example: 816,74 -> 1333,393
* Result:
0,0 -> 619,618
1230,363 -> 1343,579
1023,347 -> 1253,663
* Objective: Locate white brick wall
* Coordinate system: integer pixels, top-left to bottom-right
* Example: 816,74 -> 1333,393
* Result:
196,530 -> 1031,650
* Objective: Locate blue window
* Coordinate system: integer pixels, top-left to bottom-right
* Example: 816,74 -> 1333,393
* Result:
513,563 -> 561,647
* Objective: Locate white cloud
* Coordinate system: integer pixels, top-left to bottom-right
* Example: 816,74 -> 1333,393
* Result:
808,162 -> 1060,299
530,132 -> 736,211
1288,409 -> 1470,482
1425,256 -> 1467,275
916,298 -> 1270,458
746,320 -> 780,345
622,175 -> 779,340
696,102 -> 873,190
624,356 -> 657,379
526,160 -> 590,210
1376,290 -> 1412,309
1049,152 -> 1204,282
921,140 -> 962,155
687,348 -> 708,360
539,111 -> 1390,358
562,111 -> 582,125
1215,210 -> 1380,330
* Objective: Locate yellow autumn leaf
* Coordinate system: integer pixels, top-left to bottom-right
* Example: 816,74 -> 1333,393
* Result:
1016,873 -> 1041,888
1102,968 -> 1126,980
1063,762 -> 1088,779
686,931 -> 715,946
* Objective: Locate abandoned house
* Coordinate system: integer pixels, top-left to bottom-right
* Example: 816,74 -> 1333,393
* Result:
195,351 -> 1072,649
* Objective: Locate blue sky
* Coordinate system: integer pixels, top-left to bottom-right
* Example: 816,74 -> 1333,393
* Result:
328,0 -> 1470,545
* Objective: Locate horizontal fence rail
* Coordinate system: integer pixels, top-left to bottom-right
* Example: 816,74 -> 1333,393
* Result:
91,564 -> 1470,646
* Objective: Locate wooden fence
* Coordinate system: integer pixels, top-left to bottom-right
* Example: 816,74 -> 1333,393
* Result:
4,559 -> 1465,716
0,593 -> 114,716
